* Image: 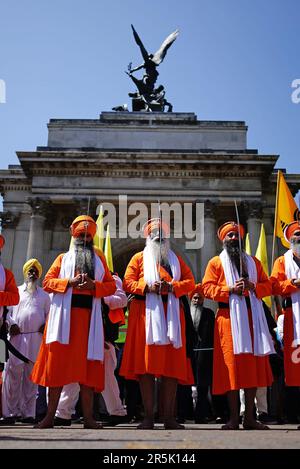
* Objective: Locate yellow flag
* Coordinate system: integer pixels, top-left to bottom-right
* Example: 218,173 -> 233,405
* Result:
93,205 -> 104,251
104,224 -> 114,272
275,170 -> 299,248
245,233 -> 251,255
255,223 -> 271,308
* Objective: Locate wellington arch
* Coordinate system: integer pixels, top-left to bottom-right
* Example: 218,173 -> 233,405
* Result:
0,111 -> 300,285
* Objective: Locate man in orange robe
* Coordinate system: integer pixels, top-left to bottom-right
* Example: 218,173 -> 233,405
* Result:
0,234 -> 20,370
31,215 -> 116,429
270,221 -> 300,429
202,221 -> 274,430
120,218 -> 195,430
0,235 -> 19,316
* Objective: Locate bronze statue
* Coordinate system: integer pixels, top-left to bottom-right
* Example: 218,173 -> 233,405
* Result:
126,25 -> 179,112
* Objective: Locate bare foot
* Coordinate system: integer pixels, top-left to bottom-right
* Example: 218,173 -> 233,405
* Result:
137,418 -> 154,430
33,417 -> 54,429
221,420 -> 239,430
243,419 -> 269,430
83,419 -> 103,429
164,419 -> 185,430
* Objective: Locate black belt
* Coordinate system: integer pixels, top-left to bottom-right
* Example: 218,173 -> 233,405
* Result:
218,297 -> 251,309
282,297 -> 292,309
132,294 -> 169,303
71,294 -> 93,309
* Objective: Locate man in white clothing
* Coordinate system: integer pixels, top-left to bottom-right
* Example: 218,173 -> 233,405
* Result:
0,259 -> 50,424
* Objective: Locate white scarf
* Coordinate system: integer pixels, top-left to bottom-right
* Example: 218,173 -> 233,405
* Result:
0,264 -> 6,319
220,250 -> 274,356
46,250 -> 105,361
284,249 -> 300,346
143,247 -> 182,348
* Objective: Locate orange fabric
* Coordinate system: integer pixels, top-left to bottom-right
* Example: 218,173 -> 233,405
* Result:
284,221 -> 300,243
0,235 -> 5,250
188,283 -> 203,299
143,218 -> 170,238
71,215 -> 97,238
217,221 -> 245,242
31,249 -> 116,389
202,255 -> 273,394
271,256 -> 300,385
0,269 -> 19,307
119,251 -> 195,384
108,308 -> 126,325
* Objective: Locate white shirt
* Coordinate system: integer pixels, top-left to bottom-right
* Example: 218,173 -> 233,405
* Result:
6,284 -> 51,364
104,275 -> 127,310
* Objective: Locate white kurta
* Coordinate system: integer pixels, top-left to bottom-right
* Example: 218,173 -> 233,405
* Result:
2,284 -> 51,418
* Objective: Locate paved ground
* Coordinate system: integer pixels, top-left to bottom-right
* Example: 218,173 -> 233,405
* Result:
0,422 -> 299,449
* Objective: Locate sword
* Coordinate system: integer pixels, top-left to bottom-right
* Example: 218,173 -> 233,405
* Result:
158,200 -> 162,294
234,200 -> 244,278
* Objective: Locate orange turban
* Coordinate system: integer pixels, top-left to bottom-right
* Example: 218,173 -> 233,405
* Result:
143,218 -> 170,238
0,235 -> 5,250
217,221 -> 245,242
189,283 -> 203,299
284,221 -> 300,243
70,215 -> 97,238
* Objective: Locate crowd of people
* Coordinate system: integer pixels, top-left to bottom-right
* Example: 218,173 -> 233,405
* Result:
0,214 -> 300,431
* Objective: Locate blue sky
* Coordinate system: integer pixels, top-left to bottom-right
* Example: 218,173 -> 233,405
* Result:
0,0 -> 300,174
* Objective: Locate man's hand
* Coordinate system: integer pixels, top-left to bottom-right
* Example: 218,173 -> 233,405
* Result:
230,280 -> 244,296
146,281 -> 161,294
10,324 -> 21,336
292,279 -> 300,287
68,274 -> 83,288
77,274 -> 95,291
242,278 -> 256,292
160,280 -> 173,294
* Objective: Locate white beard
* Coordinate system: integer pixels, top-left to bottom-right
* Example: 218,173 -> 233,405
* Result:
146,237 -> 170,265
292,243 -> 300,257
25,280 -> 37,294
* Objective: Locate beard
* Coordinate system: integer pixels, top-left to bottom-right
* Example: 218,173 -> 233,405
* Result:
74,238 -> 95,279
190,303 -> 202,331
291,238 -> 300,257
25,279 -> 38,294
223,239 -> 245,275
146,237 -> 170,265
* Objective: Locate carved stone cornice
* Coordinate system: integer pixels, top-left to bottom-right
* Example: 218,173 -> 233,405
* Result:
26,197 -> 52,216
0,211 -> 20,229
242,200 -> 263,219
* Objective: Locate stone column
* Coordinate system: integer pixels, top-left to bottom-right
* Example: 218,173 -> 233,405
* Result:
242,200 -> 263,254
201,200 -> 217,278
26,198 -> 52,264
0,211 -> 20,269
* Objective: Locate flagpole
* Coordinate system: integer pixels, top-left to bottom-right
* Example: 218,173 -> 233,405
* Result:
270,170 -> 280,318
271,170 -> 280,270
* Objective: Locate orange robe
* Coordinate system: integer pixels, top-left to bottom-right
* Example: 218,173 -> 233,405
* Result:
202,255 -> 273,394
271,255 -> 300,386
31,251 -> 116,390
0,269 -> 19,308
119,251 -> 195,384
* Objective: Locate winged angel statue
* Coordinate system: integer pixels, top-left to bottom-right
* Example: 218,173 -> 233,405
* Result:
126,25 -> 179,112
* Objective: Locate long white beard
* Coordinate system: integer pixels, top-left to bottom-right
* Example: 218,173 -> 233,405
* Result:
25,280 -> 37,294
292,243 -> 300,257
190,304 -> 202,331
146,237 -> 170,265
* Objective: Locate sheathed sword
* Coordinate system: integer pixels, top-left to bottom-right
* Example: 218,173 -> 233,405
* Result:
158,200 -> 162,294
234,200 -> 244,278
0,308 -> 31,363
